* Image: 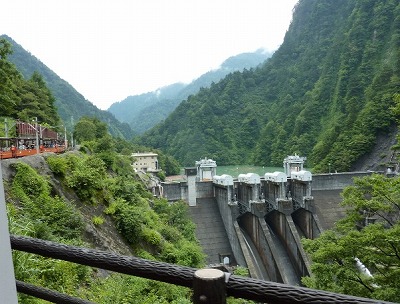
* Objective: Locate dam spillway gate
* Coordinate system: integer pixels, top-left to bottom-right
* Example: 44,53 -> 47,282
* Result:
159,156 -> 374,286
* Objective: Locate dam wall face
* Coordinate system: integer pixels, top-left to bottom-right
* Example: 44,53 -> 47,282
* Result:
196,181 -> 214,198
161,180 -> 213,202
162,182 -> 187,201
312,172 -> 373,190
214,185 -> 245,266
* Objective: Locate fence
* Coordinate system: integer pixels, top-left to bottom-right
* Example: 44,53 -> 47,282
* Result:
10,235 -> 394,304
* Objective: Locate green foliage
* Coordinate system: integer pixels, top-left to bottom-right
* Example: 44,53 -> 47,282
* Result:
46,154 -> 69,176
139,0 -> 400,171
156,170 -> 166,181
92,216 -> 105,226
7,164 -> 91,303
303,174 -> 400,302
84,273 -> 192,303
233,266 -> 250,277
11,162 -> 51,198
0,37 -> 61,126
156,150 -> 181,176
104,200 -> 119,215
113,197 -> 204,267
10,162 -> 84,240
65,154 -> 106,202
73,116 -> 108,143
111,154 -> 134,176
9,150 -> 205,302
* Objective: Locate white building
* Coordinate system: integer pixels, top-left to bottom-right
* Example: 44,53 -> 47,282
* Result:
195,158 -> 217,181
132,152 -> 160,172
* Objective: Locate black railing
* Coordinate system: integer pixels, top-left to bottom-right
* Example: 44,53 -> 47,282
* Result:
10,235 -> 395,304
16,280 -> 94,304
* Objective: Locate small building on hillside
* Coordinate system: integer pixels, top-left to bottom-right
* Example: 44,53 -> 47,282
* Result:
132,152 -> 160,173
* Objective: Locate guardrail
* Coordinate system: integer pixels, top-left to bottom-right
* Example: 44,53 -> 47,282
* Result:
10,235 -> 394,304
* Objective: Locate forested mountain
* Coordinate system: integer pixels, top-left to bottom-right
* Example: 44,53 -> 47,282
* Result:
1,35 -> 133,139
108,50 -> 271,134
140,0 -> 400,171
0,38 -> 60,128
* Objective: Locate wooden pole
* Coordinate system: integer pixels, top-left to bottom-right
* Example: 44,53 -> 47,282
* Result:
193,268 -> 226,304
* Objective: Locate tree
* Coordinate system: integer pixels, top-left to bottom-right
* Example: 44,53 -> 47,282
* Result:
16,72 -> 60,126
73,116 -> 108,143
0,38 -> 20,116
302,174 -> 400,302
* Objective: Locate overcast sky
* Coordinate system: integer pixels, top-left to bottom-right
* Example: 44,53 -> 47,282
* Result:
1,0 -> 297,110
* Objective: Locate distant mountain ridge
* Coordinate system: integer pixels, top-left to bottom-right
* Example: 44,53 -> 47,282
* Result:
140,0 -> 400,172
108,50 -> 271,134
1,35 -> 133,139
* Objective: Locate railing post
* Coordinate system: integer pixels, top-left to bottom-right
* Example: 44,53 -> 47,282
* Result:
0,163 -> 18,303
193,268 -> 226,304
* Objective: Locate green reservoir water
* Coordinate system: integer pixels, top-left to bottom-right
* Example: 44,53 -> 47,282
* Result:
216,165 -> 283,178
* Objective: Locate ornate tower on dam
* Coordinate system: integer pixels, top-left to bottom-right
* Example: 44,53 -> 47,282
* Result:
196,158 -> 217,181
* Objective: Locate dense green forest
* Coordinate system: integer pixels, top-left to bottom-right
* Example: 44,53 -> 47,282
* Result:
0,38 -> 60,127
1,34 -> 133,139
140,0 -> 400,172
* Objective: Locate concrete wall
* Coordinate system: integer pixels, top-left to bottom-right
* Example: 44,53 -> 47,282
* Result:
187,175 -> 196,206
265,211 -> 311,279
312,172 -> 373,190
237,182 -> 260,203
291,208 -> 321,239
238,213 -> 282,282
162,180 -> 213,202
196,181 -> 214,198
162,182 -> 186,201
214,185 -> 245,266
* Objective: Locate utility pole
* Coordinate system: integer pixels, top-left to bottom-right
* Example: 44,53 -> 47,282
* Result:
4,119 -> 16,139
4,118 -> 8,138
70,116 -> 74,149
64,125 -> 67,148
34,117 -> 39,154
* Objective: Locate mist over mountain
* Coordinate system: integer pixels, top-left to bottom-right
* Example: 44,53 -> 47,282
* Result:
108,49 -> 271,134
2,35 -> 133,139
140,0 -> 400,172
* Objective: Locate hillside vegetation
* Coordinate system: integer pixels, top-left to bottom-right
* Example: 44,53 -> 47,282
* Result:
0,38 -> 61,130
2,122 -> 204,303
4,150 -> 204,303
140,0 -> 400,172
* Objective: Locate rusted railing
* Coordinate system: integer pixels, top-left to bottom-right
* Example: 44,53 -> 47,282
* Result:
10,235 -> 395,304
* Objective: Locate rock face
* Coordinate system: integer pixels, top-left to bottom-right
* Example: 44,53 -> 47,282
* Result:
1,152 -> 133,256
351,124 -> 399,172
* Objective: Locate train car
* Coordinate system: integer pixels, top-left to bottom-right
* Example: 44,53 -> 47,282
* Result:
0,138 -> 18,159
0,120 -> 66,159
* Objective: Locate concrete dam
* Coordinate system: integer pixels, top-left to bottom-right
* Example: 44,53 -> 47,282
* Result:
159,156 -> 375,286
